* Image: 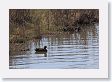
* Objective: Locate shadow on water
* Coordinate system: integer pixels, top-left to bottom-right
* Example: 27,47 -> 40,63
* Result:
9,24 -> 99,69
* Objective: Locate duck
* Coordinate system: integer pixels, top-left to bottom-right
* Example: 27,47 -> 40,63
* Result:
35,46 -> 47,52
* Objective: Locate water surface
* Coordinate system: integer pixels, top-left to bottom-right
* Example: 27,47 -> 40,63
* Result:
9,24 -> 99,69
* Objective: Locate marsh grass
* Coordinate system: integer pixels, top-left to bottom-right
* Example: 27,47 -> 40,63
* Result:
9,9 -> 99,55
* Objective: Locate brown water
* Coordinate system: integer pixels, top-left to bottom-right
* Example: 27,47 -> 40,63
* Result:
9,24 -> 99,69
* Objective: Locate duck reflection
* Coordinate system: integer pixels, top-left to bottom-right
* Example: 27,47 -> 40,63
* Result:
35,52 -> 47,57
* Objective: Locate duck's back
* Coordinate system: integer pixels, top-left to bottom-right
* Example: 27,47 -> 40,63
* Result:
35,48 -> 47,52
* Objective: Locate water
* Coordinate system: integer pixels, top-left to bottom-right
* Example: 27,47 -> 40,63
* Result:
9,24 -> 99,69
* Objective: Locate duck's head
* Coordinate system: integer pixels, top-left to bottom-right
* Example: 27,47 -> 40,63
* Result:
44,46 -> 47,49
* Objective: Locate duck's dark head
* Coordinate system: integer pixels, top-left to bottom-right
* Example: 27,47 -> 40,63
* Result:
44,46 -> 47,49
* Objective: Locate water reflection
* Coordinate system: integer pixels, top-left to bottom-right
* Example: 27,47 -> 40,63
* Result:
9,24 -> 99,69
35,52 -> 47,57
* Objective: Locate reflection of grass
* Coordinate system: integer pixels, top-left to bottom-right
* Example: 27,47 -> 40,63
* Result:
9,25 -> 64,44
10,27 -> 39,43
9,24 -> 98,56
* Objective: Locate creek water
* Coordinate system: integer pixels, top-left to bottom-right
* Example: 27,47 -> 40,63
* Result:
9,24 -> 99,69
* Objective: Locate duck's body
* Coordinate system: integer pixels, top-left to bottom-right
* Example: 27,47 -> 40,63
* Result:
35,46 -> 47,52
